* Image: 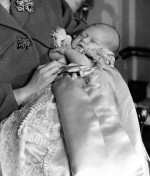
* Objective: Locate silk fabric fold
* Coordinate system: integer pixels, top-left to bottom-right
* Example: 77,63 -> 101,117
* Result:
53,65 -> 149,176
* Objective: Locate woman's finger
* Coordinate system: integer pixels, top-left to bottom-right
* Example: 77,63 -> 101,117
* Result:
37,64 -> 46,69
39,61 -> 63,72
47,65 -> 60,76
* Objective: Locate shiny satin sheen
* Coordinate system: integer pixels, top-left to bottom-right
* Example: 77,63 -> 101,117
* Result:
53,65 -> 149,176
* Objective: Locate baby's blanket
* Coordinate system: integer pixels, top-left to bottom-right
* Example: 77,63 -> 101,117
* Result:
0,86 -> 70,176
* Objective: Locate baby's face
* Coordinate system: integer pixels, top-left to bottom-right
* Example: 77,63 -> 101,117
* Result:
72,26 -> 104,50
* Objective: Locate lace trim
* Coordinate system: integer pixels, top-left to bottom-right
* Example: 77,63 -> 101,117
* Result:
0,83 -> 62,175
19,122 -> 60,141
20,133 -> 55,149
18,132 -> 57,176
18,91 -> 57,138
17,85 -> 61,175
21,84 -> 52,107
84,47 -> 115,67
43,144 -> 56,176
21,154 -> 44,176
18,133 -> 57,176
0,111 -> 23,176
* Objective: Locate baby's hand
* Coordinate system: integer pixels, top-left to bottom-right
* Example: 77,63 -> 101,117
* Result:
51,47 -> 70,55
49,49 -> 67,65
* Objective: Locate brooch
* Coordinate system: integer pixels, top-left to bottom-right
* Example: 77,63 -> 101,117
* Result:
17,36 -> 31,49
15,0 -> 34,13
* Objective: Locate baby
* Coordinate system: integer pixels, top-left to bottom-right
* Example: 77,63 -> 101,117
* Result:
52,23 -> 150,176
50,23 -> 119,68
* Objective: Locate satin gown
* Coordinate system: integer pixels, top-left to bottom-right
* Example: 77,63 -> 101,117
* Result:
53,63 -> 150,176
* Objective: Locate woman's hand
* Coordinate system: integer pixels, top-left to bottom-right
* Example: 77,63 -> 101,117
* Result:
13,61 -> 63,105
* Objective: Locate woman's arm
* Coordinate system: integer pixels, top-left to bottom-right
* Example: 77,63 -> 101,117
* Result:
0,61 -> 64,122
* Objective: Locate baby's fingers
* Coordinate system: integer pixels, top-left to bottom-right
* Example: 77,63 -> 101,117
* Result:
49,51 -> 63,61
52,47 -> 69,54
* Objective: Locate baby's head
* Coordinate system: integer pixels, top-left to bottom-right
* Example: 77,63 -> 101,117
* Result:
73,23 -> 120,54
